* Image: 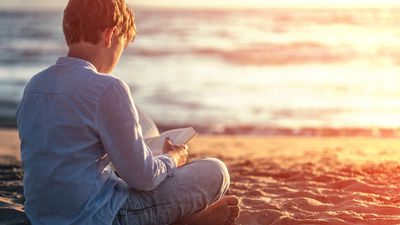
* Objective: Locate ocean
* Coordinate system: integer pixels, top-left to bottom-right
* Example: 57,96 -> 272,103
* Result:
2,8 -> 400,136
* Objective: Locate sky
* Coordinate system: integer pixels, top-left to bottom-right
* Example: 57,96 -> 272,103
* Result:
1,0 -> 400,10
131,0 -> 400,9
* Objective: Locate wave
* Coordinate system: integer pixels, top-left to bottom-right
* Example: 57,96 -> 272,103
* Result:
1,7 -> 400,67
124,42 -> 356,66
156,123 -> 400,137
2,100 -> 399,137
0,42 -> 352,66
3,8 -> 400,132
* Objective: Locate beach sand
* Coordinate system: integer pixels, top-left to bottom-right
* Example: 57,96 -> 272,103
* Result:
1,128 -> 400,224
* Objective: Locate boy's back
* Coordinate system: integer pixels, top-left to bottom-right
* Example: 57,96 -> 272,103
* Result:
17,57 -> 129,224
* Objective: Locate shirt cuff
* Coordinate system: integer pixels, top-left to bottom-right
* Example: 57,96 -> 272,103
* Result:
156,154 -> 177,177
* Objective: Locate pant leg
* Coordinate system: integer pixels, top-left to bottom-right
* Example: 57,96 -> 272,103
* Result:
112,158 -> 230,225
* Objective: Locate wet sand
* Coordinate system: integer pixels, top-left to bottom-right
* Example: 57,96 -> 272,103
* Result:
2,128 -> 400,224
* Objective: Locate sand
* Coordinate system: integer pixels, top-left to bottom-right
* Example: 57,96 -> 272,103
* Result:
0,129 -> 29,225
2,128 -> 400,224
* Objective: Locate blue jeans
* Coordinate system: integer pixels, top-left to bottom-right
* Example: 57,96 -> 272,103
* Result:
112,158 -> 230,225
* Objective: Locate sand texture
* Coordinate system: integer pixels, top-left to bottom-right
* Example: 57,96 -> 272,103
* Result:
190,135 -> 400,225
0,129 -> 29,225
2,129 -> 400,224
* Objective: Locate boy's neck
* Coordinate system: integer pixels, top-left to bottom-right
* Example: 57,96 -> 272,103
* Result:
67,42 -> 103,71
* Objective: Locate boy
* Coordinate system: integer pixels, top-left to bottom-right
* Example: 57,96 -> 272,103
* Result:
16,0 -> 239,224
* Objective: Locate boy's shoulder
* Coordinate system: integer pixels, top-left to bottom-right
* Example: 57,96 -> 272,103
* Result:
25,57 -> 129,98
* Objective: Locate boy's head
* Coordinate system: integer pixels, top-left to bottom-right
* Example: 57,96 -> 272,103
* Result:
63,0 -> 136,48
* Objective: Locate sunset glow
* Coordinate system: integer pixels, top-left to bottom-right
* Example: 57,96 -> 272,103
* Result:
3,1 -> 400,224
1,0 -> 400,132
1,0 -> 400,10
130,0 -> 400,8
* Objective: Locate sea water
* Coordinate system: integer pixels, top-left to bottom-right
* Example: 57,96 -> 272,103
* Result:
2,8 -> 400,136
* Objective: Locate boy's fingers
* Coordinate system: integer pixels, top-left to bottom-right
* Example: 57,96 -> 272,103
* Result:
164,137 -> 173,144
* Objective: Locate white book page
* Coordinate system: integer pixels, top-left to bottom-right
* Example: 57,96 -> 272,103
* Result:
136,105 -> 159,139
145,127 -> 197,156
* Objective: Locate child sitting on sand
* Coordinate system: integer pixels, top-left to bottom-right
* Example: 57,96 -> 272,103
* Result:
16,0 -> 239,224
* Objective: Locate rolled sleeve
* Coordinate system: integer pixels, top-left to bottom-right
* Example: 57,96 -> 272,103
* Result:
96,79 -> 176,191
156,154 -> 177,177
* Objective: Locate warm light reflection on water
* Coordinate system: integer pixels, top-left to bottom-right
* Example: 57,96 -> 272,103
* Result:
2,9 -> 400,135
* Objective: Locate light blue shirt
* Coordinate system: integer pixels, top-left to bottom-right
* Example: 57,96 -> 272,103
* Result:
16,57 -> 177,225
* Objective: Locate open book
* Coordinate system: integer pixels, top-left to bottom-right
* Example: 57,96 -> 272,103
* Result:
136,105 -> 197,156
145,127 -> 197,156
109,106 -> 197,173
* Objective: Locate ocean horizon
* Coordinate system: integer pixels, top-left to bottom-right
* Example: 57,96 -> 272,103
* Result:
2,7 -> 400,136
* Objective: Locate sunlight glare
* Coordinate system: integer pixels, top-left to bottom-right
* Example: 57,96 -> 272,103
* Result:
130,0 -> 400,8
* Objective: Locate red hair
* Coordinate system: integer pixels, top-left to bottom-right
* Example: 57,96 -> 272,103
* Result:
63,0 -> 136,47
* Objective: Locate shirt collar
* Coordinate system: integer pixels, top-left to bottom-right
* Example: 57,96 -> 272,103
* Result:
56,57 -> 98,72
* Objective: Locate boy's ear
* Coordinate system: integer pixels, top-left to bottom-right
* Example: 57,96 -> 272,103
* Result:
103,26 -> 118,48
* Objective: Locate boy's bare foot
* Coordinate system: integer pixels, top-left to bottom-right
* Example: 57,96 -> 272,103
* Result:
177,196 -> 240,225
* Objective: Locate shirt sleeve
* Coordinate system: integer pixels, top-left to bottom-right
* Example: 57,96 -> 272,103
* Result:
97,79 -> 177,191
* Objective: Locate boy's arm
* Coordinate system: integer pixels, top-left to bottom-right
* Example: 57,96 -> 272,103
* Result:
97,79 -> 177,191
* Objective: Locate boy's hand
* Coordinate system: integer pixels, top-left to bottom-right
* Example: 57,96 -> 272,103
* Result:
162,137 -> 188,167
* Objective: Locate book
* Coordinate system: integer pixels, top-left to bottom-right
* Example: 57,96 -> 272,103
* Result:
136,105 -> 197,156
145,127 -> 197,156
135,104 -> 160,140
110,105 -> 197,173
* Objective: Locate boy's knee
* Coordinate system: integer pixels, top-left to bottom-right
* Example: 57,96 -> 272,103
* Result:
206,158 -> 229,182
192,158 -> 230,196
